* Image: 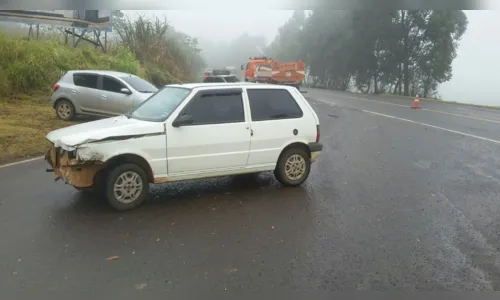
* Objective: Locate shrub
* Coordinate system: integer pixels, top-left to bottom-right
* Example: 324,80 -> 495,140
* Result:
0,30 -> 142,97
113,15 -> 206,85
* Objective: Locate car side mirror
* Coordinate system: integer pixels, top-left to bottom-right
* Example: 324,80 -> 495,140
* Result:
120,88 -> 132,95
172,114 -> 193,127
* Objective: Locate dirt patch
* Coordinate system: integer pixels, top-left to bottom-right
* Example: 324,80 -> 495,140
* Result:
0,98 -> 75,164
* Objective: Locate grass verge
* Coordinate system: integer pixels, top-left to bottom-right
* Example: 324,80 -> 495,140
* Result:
0,96 -> 75,165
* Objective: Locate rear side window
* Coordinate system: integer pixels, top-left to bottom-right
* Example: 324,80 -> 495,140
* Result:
181,90 -> 244,125
203,77 -> 214,83
73,74 -> 98,89
247,89 -> 303,121
213,77 -> 225,83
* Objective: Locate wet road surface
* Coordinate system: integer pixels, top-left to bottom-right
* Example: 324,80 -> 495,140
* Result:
1,88 -> 500,295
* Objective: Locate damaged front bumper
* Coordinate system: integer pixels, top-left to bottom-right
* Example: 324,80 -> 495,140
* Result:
45,144 -> 104,188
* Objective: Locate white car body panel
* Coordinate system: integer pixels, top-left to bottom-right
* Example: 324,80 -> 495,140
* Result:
45,83 -> 321,183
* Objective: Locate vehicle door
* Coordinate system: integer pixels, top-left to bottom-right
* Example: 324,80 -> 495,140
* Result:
165,88 -> 251,175
244,62 -> 251,81
97,75 -> 135,115
71,73 -> 101,112
246,88 -> 307,167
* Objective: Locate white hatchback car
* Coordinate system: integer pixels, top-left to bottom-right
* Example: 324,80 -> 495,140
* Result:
45,83 -> 323,211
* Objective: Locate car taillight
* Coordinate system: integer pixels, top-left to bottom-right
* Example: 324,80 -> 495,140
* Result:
316,125 -> 320,143
53,83 -> 60,92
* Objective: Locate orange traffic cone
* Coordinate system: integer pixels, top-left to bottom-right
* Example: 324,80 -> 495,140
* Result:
411,95 -> 421,109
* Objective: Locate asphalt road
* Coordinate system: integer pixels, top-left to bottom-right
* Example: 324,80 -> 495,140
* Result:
1,88 -> 500,295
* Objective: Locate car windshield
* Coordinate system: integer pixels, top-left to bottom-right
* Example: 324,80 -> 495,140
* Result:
223,76 -> 239,82
130,87 -> 191,122
120,76 -> 158,93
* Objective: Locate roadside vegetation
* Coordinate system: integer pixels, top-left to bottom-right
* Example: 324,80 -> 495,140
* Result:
0,94 -> 71,164
267,10 -> 468,99
0,13 -> 206,164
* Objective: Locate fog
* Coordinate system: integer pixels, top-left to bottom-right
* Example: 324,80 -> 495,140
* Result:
125,9 -> 499,106
439,10 -> 500,106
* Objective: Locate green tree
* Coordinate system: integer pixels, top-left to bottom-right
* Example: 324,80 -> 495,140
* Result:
267,10 -> 306,62
269,9 -> 468,97
113,13 -> 206,84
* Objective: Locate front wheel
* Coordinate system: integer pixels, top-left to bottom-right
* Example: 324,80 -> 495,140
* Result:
274,147 -> 311,186
105,163 -> 149,211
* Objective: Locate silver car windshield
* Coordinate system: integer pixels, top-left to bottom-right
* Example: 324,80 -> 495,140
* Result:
130,87 -> 191,122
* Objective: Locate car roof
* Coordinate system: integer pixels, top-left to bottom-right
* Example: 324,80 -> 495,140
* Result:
67,70 -> 136,77
168,82 -> 295,90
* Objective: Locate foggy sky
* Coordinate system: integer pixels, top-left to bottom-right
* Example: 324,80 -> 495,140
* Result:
439,10 -> 499,106
125,9 -> 499,106
128,10 -> 294,44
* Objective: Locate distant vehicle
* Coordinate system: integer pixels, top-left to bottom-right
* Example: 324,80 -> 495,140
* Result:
203,68 -> 235,79
225,66 -> 237,74
241,56 -> 306,90
203,68 -> 214,78
212,69 -> 231,76
44,82 -> 323,211
51,70 -> 158,120
203,75 -> 240,83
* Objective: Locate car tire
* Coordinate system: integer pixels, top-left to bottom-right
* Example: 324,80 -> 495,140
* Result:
55,99 -> 75,121
274,147 -> 311,187
105,163 -> 149,211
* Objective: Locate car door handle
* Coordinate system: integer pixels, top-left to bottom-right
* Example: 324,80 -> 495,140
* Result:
100,95 -> 107,99
71,89 -> 77,95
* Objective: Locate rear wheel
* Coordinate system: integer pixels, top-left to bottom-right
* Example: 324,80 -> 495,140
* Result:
105,163 -> 149,211
55,99 -> 75,121
274,147 -> 311,186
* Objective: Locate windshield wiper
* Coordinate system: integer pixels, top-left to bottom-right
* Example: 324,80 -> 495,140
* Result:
138,90 -> 154,93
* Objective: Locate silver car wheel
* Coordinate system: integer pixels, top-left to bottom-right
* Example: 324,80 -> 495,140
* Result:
113,171 -> 144,204
284,154 -> 306,181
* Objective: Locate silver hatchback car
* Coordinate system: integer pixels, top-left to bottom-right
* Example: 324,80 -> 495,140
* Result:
51,70 -> 158,120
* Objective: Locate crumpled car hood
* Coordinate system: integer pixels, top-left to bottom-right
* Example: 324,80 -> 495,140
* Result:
46,115 -> 162,151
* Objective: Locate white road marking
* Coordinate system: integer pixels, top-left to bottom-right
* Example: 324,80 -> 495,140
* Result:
313,99 -> 336,106
363,110 -> 500,145
0,156 -> 44,169
341,95 -> 500,124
